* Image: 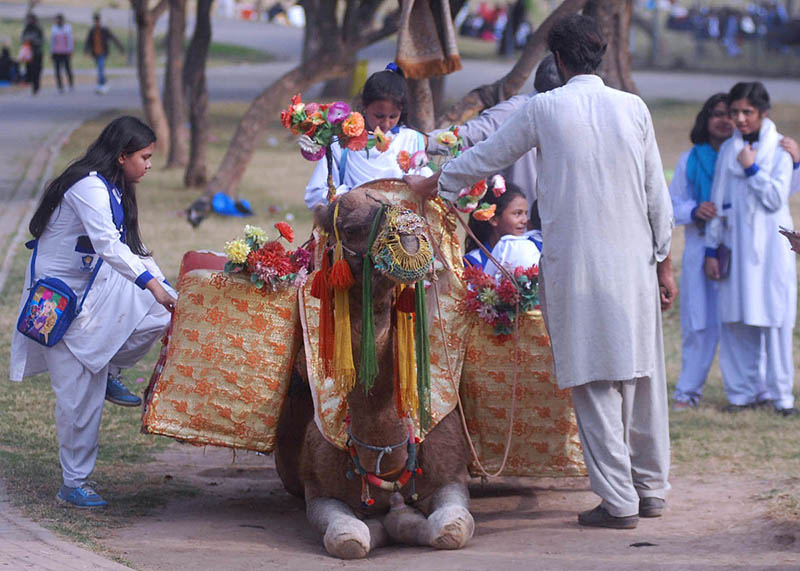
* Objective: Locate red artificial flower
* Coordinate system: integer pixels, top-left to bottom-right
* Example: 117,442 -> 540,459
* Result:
468,179 -> 487,197
463,264 -> 495,289
343,130 -> 368,151
275,222 -> 294,243
497,278 -> 521,305
247,242 -> 292,277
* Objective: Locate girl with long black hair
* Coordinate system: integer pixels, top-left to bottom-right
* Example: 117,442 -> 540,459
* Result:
10,115 -> 176,508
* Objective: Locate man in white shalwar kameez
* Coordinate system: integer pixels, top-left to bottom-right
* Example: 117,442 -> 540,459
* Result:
407,14 -> 675,529
704,82 -> 797,416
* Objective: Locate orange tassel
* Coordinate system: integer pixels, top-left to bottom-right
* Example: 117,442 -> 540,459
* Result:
329,258 -> 355,290
396,285 -> 416,313
310,267 -> 326,299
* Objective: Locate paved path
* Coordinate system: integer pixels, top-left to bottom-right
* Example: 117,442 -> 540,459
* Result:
0,480 -> 129,570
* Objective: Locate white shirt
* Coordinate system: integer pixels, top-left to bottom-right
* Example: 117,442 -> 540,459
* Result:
437,75 -> 673,388
10,174 -> 170,380
305,126 -> 431,209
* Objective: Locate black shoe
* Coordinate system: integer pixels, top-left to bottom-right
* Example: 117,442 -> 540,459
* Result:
775,407 -> 799,417
721,403 -> 753,414
578,505 -> 638,529
639,497 -> 665,518
186,198 -> 210,228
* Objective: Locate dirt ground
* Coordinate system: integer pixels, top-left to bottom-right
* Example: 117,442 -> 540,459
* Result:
102,444 -> 800,570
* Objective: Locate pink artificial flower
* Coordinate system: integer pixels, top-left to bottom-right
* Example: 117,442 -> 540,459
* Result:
327,101 -> 351,124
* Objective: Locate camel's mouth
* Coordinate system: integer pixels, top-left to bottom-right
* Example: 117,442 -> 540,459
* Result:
370,207 -> 433,285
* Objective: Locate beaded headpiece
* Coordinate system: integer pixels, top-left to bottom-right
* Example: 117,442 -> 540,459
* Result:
370,206 -> 433,284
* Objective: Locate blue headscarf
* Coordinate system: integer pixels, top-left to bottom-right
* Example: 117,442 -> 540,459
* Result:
685,143 -> 717,204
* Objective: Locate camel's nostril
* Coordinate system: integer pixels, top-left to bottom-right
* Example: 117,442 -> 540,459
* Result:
399,234 -> 420,254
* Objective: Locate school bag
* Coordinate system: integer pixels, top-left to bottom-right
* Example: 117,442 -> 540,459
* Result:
16,172 -> 122,347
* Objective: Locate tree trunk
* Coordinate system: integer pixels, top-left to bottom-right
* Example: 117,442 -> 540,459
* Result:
584,0 -> 636,93
406,78 -> 436,132
163,0 -> 189,167
131,0 -> 169,154
206,57 -> 352,198
194,0 -> 398,210
438,0 -> 588,127
183,0 -> 212,187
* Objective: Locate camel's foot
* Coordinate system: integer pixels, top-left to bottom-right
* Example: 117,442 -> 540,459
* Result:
323,517 -> 372,559
427,505 -> 475,550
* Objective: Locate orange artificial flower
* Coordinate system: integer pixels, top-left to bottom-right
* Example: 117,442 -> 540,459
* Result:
342,112 -> 365,138
374,126 -> 392,152
472,204 -> 496,221
397,150 -> 411,173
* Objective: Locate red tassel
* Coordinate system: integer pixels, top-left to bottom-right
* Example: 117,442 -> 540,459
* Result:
396,286 -> 416,313
329,259 -> 355,290
315,254 -> 335,375
310,268 -> 325,299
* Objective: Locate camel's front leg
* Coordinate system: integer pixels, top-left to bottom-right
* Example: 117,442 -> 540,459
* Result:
307,497 -> 387,559
423,483 -> 475,550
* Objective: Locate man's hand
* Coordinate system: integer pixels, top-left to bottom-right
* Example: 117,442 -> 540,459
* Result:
780,136 -> 799,163
695,201 -> 716,221
704,256 -> 720,281
737,143 -> 756,169
404,171 -> 441,199
779,228 -> 800,255
656,255 -> 677,311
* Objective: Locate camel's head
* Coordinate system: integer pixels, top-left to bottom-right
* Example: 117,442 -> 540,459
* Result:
313,189 -> 432,289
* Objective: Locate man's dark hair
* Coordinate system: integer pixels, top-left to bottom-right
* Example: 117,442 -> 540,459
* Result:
727,81 -> 770,112
690,93 -> 728,145
546,14 -> 606,75
533,53 -> 562,93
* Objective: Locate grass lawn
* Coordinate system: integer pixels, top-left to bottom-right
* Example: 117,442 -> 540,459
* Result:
0,98 -> 799,553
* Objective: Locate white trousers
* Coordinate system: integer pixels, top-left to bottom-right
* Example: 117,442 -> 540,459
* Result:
571,375 -> 671,517
46,302 -> 170,488
674,324 -> 719,405
719,322 -> 794,409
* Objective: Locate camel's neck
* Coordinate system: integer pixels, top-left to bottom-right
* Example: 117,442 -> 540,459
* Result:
346,285 -> 409,456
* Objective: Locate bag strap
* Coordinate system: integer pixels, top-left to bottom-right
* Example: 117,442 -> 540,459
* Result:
27,238 -> 103,315
339,148 -> 348,186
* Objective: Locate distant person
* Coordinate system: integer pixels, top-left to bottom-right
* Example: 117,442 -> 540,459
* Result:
780,136 -> 800,194
704,81 -> 797,416
20,12 -> 44,94
0,46 -> 20,83
50,13 -> 74,93
84,12 -> 123,94
670,94 -> 734,410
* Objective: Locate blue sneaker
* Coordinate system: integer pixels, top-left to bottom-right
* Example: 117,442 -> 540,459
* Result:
57,484 -> 108,509
105,374 -> 142,407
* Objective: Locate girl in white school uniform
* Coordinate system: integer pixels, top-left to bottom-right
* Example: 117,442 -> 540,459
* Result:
670,93 -> 734,410
10,116 -> 176,508
704,82 -> 797,416
304,63 -> 431,209
463,180 -> 541,277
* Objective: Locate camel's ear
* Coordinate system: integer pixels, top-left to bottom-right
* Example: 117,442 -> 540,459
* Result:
312,202 -> 333,233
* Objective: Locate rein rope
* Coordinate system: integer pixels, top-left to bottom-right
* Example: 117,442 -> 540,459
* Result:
419,197 -> 523,479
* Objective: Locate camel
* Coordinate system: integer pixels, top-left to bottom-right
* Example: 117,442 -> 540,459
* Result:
274,187 -> 475,559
